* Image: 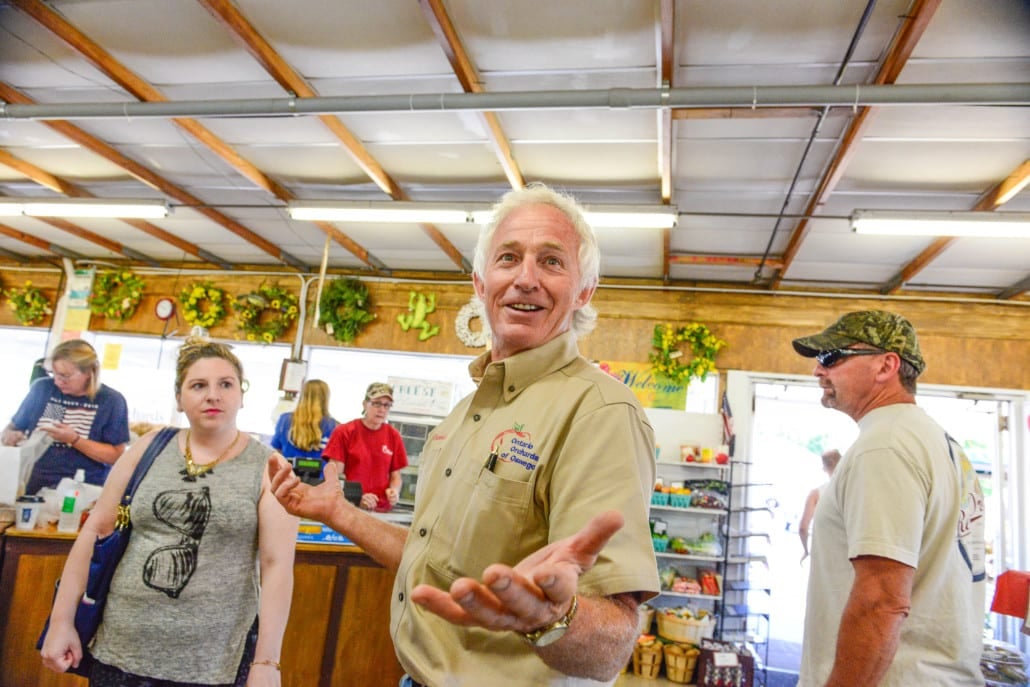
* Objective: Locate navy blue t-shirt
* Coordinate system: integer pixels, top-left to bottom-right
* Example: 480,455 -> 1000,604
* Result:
12,377 -> 130,493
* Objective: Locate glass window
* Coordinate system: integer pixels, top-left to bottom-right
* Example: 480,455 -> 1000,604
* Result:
0,327 -> 50,425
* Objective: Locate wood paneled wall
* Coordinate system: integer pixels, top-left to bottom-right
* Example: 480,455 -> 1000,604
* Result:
3,268 -> 1027,390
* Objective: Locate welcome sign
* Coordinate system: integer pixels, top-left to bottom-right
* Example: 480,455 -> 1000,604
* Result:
598,361 -> 687,410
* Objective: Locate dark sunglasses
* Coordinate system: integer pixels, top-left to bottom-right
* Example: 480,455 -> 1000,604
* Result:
815,348 -> 884,368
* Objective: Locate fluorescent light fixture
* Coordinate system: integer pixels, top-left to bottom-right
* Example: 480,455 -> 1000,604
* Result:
0,197 -> 170,219
852,210 -> 1030,239
0,200 -> 24,216
289,201 -> 677,229
289,201 -> 479,224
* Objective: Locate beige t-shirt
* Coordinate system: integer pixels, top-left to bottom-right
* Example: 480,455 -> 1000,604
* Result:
391,332 -> 660,686
799,404 -> 985,686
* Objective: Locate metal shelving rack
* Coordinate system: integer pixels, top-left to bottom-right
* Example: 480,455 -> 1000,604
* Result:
720,459 -> 773,686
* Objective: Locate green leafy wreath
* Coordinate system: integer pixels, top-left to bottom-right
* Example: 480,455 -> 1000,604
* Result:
179,281 -> 228,329
233,283 -> 298,344
4,281 -> 53,326
318,278 -> 375,343
90,270 -> 145,321
649,322 -> 727,384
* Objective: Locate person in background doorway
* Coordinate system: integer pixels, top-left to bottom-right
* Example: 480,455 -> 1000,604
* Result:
270,379 -> 338,460
2,339 -> 130,494
40,335 -> 297,685
268,182 -> 659,686
321,382 -> 407,512
792,310 -> 985,687
798,448 -> 841,564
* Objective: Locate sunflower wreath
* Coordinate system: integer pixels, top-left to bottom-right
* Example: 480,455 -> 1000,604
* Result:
233,283 -> 299,344
649,322 -> 727,385
89,270 -> 145,321
178,281 -> 228,329
4,281 -> 53,326
318,278 -> 375,343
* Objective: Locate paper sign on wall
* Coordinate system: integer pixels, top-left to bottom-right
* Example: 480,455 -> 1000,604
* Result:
388,376 -> 453,417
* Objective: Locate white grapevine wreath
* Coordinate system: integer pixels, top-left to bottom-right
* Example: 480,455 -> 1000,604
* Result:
454,298 -> 489,348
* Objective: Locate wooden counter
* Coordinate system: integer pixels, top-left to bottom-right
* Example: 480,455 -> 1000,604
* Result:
0,527 -> 405,687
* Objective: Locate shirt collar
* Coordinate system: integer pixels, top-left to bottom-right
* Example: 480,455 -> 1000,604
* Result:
468,331 -> 580,402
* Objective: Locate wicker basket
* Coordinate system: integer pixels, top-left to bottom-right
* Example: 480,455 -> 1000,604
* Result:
656,612 -> 716,645
663,643 -> 700,684
632,643 -> 663,679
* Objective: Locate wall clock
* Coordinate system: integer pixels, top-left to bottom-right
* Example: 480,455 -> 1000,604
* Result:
155,297 -> 176,321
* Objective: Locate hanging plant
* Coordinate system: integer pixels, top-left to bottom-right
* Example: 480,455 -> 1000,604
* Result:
649,322 -> 727,384
89,270 -> 145,321
233,283 -> 298,344
4,281 -> 53,326
454,297 -> 489,348
318,278 -> 375,343
178,281 -> 228,329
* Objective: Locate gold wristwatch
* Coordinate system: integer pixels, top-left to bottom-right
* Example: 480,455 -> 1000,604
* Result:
520,595 -> 578,647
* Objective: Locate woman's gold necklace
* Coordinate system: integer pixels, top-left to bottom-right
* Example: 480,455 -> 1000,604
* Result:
182,429 -> 241,480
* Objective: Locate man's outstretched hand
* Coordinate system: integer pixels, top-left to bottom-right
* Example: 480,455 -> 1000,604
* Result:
409,510 -> 625,633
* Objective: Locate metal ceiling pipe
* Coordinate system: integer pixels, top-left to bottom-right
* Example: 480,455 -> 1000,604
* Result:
2,83 -> 1027,120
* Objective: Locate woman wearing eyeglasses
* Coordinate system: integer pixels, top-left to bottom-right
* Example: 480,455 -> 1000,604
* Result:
1,339 -> 130,494
322,382 -> 408,512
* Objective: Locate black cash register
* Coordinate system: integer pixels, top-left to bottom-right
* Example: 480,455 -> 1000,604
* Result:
290,457 -> 363,506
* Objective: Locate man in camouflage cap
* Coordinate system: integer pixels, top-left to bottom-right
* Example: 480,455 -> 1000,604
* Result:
793,310 -> 985,687
792,309 -> 926,375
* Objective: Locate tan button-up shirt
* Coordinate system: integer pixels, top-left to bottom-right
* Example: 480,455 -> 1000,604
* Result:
391,332 -> 660,686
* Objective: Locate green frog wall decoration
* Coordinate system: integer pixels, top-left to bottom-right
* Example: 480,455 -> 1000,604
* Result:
397,290 -> 440,341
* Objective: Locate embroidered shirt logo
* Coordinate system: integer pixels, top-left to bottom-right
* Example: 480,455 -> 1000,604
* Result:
490,423 -> 539,471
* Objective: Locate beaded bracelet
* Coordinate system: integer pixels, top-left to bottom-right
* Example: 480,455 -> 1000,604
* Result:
251,659 -> 281,671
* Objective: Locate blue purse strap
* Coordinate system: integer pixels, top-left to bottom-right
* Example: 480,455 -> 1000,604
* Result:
119,426 -> 178,512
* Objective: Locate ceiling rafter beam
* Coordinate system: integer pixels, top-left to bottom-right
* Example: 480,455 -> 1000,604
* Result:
655,0 -> 675,282
0,80 -> 305,271
881,159 -> 1030,297
418,0 -> 524,193
670,254 -> 785,269
40,218 -> 160,266
0,222 -> 79,258
0,148 -> 234,269
200,0 -> 471,272
8,0 -> 310,271
770,0 -> 942,290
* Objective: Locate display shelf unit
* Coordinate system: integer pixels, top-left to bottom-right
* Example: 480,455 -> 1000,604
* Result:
645,407 -> 729,653
720,458 -> 774,687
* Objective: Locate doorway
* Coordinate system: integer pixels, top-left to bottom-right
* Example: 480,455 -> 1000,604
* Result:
725,371 -> 1024,678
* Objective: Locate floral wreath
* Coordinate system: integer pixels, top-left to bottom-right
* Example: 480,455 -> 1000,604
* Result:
233,283 -> 299,343
455,297 -> 489,348
649,322 -> 727,384
179,281 -> 228,329
4,281 -> 53,326
318,278 -> 375,343
89,270 -> 145,321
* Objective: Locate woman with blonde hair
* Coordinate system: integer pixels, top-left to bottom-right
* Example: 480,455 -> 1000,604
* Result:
1,339 -> 129,493
41,335 -> 297,685
270,379 -> 338,459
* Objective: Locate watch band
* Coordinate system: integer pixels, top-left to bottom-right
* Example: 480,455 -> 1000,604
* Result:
520,594 -> 578,647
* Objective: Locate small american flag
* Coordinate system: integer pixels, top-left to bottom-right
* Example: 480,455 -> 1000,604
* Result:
720,391 -> 735,457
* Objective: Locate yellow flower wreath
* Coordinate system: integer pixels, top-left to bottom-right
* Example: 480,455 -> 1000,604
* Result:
4,281 -> 53,326
178,281 -> 228,329
89,270 -> 145,321
234,284 -> 298,344
649,322 -> 727,384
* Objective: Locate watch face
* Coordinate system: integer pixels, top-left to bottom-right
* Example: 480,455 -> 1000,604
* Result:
155,298 -> 175,320
532,625 -> 568,647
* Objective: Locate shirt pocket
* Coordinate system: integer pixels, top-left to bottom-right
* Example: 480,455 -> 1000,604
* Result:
431,467 -> 534,580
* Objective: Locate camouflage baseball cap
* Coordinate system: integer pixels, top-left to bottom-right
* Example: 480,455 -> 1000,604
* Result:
365,382 -> 393,400
792,310 -> 926,374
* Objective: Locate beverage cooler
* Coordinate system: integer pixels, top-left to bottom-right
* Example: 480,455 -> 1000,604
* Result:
387,376 -> 455,508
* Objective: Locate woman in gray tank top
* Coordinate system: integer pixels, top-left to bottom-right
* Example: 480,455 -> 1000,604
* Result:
41,336 -> 298,686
